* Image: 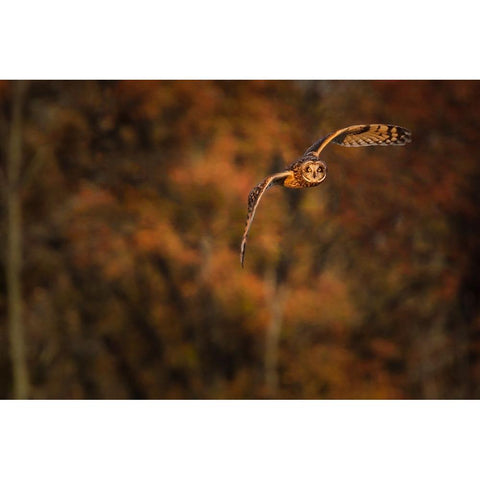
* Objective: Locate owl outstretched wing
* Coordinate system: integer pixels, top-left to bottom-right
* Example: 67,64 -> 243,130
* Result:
305,124 -> 412,157
240,171 -> 292,267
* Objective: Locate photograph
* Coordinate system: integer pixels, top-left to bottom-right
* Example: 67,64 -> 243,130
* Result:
1,80 -> 479,400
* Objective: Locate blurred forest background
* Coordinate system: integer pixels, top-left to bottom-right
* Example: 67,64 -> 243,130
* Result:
1,80 -> 479,399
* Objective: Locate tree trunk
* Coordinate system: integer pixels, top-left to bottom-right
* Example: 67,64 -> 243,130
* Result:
6,80 -> 29,399
264,267 -> 287,397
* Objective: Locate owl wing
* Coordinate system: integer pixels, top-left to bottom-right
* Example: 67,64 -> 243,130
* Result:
240,171 -> 292,267
304,124 -> 412,156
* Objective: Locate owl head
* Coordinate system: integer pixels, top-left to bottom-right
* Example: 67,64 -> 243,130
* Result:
301,160 -> 327,184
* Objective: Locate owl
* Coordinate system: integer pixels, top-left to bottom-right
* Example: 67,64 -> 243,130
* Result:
240,123 -> 412,267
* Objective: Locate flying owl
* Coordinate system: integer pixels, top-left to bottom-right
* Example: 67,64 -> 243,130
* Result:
240,123 -> 412,267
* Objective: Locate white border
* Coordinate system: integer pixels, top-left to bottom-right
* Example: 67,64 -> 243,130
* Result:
1,400 -> 479,479
2,1 -> 479,79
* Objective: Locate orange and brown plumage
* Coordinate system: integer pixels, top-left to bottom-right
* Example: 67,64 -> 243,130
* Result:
240,123 -> 412,267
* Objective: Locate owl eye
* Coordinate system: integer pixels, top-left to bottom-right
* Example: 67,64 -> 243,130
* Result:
306,166 -> 312,173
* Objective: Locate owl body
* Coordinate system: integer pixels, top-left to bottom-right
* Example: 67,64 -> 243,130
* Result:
240,123 -> 412,267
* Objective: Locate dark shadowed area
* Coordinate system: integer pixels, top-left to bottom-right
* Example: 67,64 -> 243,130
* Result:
1,80 -> 479,399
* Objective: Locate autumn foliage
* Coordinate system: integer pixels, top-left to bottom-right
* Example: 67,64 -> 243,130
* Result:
1,80 -> 479,398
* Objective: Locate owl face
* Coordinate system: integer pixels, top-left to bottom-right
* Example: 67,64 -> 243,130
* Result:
301,160 -> 327,184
